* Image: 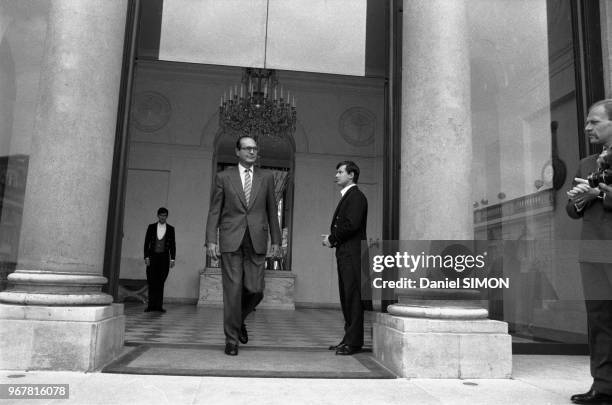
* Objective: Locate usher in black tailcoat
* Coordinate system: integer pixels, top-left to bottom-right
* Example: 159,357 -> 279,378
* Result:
143,223 -> 176,310
329,185 -> 368,348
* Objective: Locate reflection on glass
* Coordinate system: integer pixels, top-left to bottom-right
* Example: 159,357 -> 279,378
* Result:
0,1 -> 48,290
470,0 -> 584,345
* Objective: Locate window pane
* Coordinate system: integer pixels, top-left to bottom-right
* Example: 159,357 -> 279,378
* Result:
469,0 -> 585,345
0,1 -> 49,290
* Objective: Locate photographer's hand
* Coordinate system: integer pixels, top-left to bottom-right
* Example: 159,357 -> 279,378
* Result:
567,178 -> 588,198
567,178 -> 599,209
599,183 -> 612,195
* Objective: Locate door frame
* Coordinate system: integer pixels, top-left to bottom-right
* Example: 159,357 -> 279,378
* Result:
102,0 -> 140,297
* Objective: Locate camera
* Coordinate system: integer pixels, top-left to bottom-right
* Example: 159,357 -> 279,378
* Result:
587,170 -> 612,188
588,150 -> 612,187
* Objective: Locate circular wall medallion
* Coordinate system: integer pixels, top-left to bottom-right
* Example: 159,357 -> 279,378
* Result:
339,107 -> 376,146
131,91 -> 171,132
541,160 -> 554,184
540,157 -> 567,190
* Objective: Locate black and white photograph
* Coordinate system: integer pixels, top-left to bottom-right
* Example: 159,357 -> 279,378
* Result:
0,0 -> 610,404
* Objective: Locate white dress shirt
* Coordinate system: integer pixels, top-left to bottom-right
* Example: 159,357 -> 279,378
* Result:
238,163 -> 254,188
157,222 -> 167,239
340,183 -> 356,197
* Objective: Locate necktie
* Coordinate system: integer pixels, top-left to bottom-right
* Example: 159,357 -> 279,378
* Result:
244,169 -> 251,204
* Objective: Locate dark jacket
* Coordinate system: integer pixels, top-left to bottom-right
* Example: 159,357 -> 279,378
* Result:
144,223 -> 176,260
566,154 -> 612,262
329,185 -> 368,252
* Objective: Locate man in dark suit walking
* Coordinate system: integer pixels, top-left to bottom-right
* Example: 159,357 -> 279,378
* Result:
143,207 -> 176,313
205,135 -> 281,356
567,99 -> 612,405
323,161 -> 368,355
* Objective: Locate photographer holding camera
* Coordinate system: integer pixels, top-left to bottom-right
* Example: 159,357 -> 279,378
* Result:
566,99 -> 612,405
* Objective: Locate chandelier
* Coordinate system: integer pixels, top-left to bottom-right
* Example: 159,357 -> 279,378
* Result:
219,68 -> 297,140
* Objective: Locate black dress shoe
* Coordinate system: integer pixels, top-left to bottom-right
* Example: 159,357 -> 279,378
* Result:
158,308 -> 167,313
571,389 -> 612,404
328,342 -> 345,350
335,345 -> 361,356
239,324 -> 248,344
224,343 -> 238,356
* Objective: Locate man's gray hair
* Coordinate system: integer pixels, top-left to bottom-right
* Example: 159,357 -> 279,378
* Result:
590,99 -> 612,120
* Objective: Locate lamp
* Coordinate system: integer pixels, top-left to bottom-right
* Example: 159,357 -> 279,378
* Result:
219,68 -> 297,140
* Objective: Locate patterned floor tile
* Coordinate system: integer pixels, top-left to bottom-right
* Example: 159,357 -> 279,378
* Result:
123,302 -> 373,348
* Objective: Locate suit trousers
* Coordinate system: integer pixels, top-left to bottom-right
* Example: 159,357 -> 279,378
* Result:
336,247 -> 364,348
580,262 -> 612,394
146,252 -> 170,310
221,229 -> 266,345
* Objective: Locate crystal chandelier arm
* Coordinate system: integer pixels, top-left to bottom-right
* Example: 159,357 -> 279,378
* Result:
219,68 -> 297,140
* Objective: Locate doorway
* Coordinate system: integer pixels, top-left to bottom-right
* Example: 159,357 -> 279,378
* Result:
114,56 -> 385,307
106,4 -> 388,377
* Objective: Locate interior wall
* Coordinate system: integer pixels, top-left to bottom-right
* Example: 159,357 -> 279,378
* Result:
121,62 -> 384,305
283,72 -> 384,305
122,144 -> 212,303
292,154 -> 380,305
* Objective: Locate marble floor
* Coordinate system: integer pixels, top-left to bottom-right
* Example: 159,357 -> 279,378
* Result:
124,303 -> 374,349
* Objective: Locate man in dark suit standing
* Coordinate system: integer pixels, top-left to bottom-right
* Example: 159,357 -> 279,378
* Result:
567,99 -> 612,405
205,135 -> 281,356
323,161 -> 368,355
143,207 -> 176,313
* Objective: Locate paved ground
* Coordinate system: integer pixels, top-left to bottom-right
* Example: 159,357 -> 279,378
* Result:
1,304 -> 589,404
0,354 -> 593,404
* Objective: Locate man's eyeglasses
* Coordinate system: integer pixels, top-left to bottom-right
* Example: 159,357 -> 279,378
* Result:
240,147 -> 258,153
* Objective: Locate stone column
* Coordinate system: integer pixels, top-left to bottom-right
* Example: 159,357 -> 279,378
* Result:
395,0 -> 481,318
400,0 -> 472,239
0,0 -> 128,371
374,0 -> 511,378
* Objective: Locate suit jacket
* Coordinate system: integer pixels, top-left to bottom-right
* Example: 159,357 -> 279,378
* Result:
144,223 -> 176,260
566,154 -> 612,262
205,166 -> 281,254
329,185 -> 368,253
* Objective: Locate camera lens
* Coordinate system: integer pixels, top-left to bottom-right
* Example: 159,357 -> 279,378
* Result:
588,172 -> 603,188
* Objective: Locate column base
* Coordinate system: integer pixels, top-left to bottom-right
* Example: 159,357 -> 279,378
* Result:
373,312 -> 512,378
0,303 -> 125,371
0,270 -> 113,305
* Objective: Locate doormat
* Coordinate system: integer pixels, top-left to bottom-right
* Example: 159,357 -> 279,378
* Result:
102,343 -> 396,379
